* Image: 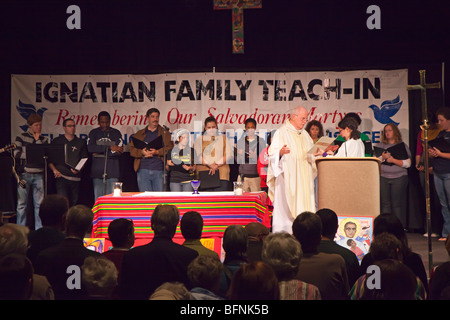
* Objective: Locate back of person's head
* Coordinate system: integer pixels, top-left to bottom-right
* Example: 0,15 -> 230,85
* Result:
343,112 -> 362,125
0,253 -> 34,300
227,261 -> 279,300
316,208 -> 339,239
223,225 -> 248,260
361,259 -> 416,300
151,205 -> 180,238
39,194 -> 69,228
373,213 -> 410,256
180,211 -> 203,240
149,282 -> 193,300
65,205 -> 94,239
0,223 -> 30,257
245,222 -> 269,243
107,218 -> 135,249
292,211 -> 322,254
369,232 -> 403,262
261,232 -> 303,281
81,256 -> 118,298
187,255 -> 223,293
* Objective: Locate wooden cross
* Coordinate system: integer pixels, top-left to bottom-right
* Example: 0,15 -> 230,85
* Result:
214,0 -> 262,54
407,69 -> 441,275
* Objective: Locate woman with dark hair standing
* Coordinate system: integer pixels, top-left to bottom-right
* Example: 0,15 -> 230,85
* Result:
193,116 -> 233,191
305,120 -> 324,144
377,123 -> 411,228
318,117 -> 364,158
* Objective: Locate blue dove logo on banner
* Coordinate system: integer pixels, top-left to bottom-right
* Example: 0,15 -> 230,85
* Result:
16,100 -> 48,132
368,95 -> 402,126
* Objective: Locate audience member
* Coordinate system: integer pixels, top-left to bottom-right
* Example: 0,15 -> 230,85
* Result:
218,224 -> 249,297
149,282 -> 193,300
292,211 -> 349,300
261,232 -> 321,300
359,213 -> 429,295
34,204 -> 102,300
82,255 -> 118,300
187,255 -> 224,300
361,259 -> 417,300
180,211 -> 220,259
227,261 -> 280,300
316,208 -> 361,287
120,204 -> 198,300
102,218 -> 135,275
349,232 -> 427,300
245,222 -> 270,263
0,223 -> 54,300
0,253 -> 34,300
102,218 -> 135,299
429,235 -> 450,300
27,194 -> 68,266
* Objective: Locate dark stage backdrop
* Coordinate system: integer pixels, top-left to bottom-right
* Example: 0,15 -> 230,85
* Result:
1,0 -> 449,228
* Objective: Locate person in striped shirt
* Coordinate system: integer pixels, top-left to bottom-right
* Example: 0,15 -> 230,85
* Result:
13,113 -> 49,230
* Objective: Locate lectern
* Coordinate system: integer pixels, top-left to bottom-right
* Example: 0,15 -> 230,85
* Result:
316,157 -> 381,217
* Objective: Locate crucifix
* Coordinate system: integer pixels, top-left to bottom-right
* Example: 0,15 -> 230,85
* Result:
407,69 -> 441,275
214,0 -> 262,54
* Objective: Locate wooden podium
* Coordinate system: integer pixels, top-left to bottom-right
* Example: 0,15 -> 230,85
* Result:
315,157 -> 381,217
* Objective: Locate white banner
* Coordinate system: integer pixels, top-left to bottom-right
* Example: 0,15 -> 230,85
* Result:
11,69 -> 409,148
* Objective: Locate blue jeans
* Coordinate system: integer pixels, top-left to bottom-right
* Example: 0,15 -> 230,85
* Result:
433,172 -> 450,237
137,169 -> 163,192
170,182 -> 194,192
16,172 -> 44,230
93,177 -> 119,201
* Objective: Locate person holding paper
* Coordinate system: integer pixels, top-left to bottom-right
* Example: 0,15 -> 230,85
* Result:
13,113 -> 49,230
376,123 -> 411,228
166,128 -> 196,191
49,118 -> 88,206
87,111 -> 124,200
332,113 -> 373,157
429,107 -> 450,241
318,117 -> 365,158
129,108 -> 173,192
267,106 -> 316,233
194,116 -> 233,191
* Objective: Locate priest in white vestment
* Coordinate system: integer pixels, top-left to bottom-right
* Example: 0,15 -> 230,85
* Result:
267,107 -> 316,233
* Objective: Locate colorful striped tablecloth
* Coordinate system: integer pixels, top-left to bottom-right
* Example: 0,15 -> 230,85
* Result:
92,191 -> 272,241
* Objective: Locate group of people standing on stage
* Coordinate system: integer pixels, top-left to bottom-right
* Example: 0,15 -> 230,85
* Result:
10,105 -> 450,242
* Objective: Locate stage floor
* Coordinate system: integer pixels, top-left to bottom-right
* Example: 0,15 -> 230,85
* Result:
407,232 -> 449,278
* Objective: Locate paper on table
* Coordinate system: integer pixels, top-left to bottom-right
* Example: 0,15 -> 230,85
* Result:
307,136 -> 336,155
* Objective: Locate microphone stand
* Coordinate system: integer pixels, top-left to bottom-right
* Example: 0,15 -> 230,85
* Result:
163,125 -> 167,191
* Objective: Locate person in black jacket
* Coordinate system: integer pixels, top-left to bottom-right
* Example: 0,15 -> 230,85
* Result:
87,111 -> 123,201
49,118 -> 88,206
119,205 -> 198,300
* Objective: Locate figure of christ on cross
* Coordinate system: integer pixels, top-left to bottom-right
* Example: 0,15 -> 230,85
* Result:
214,0 -> 262,54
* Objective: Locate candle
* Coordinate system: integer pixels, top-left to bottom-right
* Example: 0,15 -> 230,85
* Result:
235,188 -> 243,196
113,189 -> 121,197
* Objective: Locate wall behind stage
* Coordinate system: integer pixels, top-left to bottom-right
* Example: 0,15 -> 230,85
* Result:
0,0 -> 449,221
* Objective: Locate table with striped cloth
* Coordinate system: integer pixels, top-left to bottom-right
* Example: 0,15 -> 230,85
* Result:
91,191 -> 272,242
